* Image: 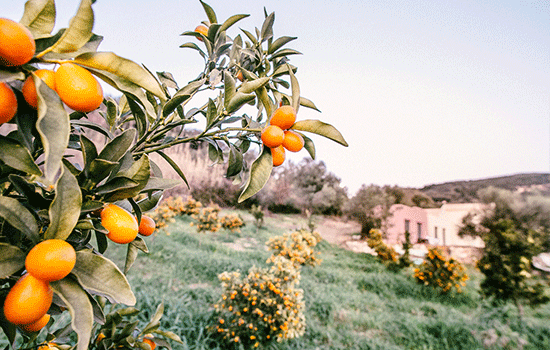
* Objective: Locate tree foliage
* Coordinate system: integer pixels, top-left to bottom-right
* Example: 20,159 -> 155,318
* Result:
0,1 -> 346,348
460,187 -> 550,307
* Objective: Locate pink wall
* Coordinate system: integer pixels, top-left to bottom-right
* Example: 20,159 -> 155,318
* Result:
386,204 -> 428,244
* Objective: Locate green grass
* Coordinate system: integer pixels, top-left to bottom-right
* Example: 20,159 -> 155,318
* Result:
4,211 -> 549,349
99,211 -> 550,349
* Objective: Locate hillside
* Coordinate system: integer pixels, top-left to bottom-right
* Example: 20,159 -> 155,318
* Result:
419,173 -> 550,203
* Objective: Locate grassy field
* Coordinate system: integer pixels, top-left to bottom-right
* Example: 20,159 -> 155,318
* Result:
98,210 -> 550,350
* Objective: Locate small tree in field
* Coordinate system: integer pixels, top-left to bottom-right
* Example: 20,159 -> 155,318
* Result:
0,1 -> 346,349
460,187 -> 550,312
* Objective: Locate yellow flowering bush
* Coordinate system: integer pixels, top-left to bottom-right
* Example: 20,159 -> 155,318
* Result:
220,214 -> 246,233
213,256 -> 306,348
367,229 -> 399,267
151,196 -> 203,228
414,247 -> 469,293
266,230 -> 322,267
191,204 -> 222,232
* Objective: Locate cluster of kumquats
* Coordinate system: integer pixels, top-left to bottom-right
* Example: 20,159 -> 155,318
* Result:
261,105 -> 305,166
0,18 -> 103,121
367,229 -> 400,268
266,230 -> 322,268
213,256 -> 306,348
2,203 -> 156,335
414,247 -> 469,294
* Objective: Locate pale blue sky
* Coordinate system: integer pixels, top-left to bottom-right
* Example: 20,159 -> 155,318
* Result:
7,0 -> 550,194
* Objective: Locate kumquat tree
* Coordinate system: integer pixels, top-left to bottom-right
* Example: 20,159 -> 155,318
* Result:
0,0 -> 347,349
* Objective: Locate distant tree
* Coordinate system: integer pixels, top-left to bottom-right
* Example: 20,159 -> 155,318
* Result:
344,184 -> 396,237
384,185 -> 405,204
411,193 -> 432,208
460,187 -> 550,312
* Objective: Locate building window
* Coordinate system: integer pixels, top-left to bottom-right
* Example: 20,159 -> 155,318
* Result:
417,223 -> 422,240
442,228 -> 446,246
405,219 -> 410,233
434,226 -> 438,239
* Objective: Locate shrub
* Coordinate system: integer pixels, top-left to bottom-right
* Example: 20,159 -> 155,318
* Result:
212,256 -> 306,348
367,229 -> 400,269
414,247 -> 469,294
249,205 -> 265,231
191,205 -> 222,232
220,214 -> 246,233
266,230 -> 322,268
151,196 -> 203,229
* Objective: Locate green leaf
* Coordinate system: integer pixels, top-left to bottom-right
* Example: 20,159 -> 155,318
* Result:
239,77 -> 270,94
163,78 -> 205,117
44,165 -> 83,240
42,34 -> 103,60
95,178 -> 139,195
155,151 -> 189,188
226,144 -> 243,177
223,71 -> 236,109
47,0 -> 94,54
141,177 -> 181,192
104,156 -> 150,202
240,28 -> 258,46
238,146 -> 272,203
152,329 -> 183,344
71,249 -> 136,305
72,119 -> 114,139
255,87 -> 274,119
35,78 -> 70,183
80,134 -> 97,178
200,0 -> 217,24
288,65 -> 300,113
219,14 -> 249,33
105,97 -> 118,128
270,48 -> 302,60
97,129 -> 136,162
0,137 -> 42,176
19,0 -> 56,39
226,92 -> 255,114
124,243 -> 138,275
0,243 -> 25,279
260,12 -> 275,43
291,119 -> 349,147
74,52 -> 165,100
50,278 -> 93,350
0,71 -> 25,83
137,191 -> 163,212
299,132 -> 315,159
268,36 -> 297,55
0,196 -> 39,242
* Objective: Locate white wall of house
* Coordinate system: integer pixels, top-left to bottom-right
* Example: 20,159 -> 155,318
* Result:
425,203 -> 485,248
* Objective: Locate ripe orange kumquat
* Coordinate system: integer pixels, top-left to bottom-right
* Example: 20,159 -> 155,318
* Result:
282,130 -> 304,152
271,145 -> 285,167
138,215 -> 156,236
22,69 -> 56,109
55,62 -> 103,112
261,125 -> 284,148
0,18 -> 35,67
0,82 -> 17,124
195,25 -> 208,41
143,334 -> 156,350
101,204 -> 139,244
25,239 -> 76,282
3,273 -> 53,325
20,313 -> 50,333
269,105 -> 296,130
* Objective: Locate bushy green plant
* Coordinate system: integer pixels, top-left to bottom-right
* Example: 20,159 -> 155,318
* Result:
212,256 -> 305,348
266,230 -> 322,268
191,205 -> 222,232
151,196 -> 203,228
414,247 -> 469,294
220,214 -> 246,233
249,205 -> 265,231
367,229 -> 400,269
